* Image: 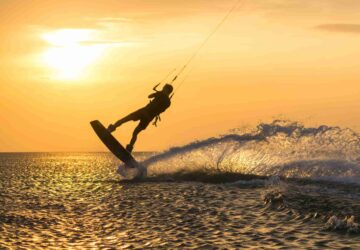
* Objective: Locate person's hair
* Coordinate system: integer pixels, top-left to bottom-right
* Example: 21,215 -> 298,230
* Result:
163,84 -> 173,93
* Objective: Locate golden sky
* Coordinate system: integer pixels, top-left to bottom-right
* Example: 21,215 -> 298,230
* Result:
1,0 -> 360,152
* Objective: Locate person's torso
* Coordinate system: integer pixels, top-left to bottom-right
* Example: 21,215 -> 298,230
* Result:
145,92 -> 171,118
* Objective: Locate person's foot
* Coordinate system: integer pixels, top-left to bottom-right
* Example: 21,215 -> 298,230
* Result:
107,124 -> 116,133
126,144 -> 133,153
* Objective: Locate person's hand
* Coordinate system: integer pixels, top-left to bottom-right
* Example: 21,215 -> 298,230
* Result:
107,124 -> 116,133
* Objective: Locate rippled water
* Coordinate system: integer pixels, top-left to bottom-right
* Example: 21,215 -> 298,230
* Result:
1,152 -> 360,249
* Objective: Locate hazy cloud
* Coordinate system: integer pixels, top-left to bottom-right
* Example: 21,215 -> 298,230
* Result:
93,17 -> 131,23
316,24 -> 360,33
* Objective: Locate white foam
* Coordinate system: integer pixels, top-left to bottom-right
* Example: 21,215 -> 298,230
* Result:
142,120 -> 360,184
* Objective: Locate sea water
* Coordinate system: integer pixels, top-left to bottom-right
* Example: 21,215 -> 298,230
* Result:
1,120 -> 360,249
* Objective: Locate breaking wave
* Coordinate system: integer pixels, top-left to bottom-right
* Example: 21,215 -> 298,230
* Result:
141,120 -> 360,184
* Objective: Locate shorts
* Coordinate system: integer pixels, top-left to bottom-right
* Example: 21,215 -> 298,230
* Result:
127,108 -> 153,129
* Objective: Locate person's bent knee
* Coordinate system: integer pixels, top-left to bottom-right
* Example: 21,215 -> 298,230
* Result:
134,126 -> 146,135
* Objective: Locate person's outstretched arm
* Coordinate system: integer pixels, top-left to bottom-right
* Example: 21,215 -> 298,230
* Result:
148,92 -> 161,99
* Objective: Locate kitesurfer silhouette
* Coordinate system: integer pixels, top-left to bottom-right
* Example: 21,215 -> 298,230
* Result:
107,83 -> 173,152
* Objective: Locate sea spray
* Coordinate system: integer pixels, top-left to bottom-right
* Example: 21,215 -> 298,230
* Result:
142,120 -> 360,183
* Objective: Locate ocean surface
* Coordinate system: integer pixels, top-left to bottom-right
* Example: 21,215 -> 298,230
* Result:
1,120 -> 360,249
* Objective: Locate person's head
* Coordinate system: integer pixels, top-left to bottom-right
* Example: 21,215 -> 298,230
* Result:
162,84 -> 173,95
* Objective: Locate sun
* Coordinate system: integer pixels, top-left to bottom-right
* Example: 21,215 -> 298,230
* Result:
42,29 -> 104,81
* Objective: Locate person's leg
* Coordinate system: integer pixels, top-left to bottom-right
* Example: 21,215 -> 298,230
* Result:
108,110 -> 141,132
126,119 -> 150,152
126,124 -> 144,152
114,114 -> 134,127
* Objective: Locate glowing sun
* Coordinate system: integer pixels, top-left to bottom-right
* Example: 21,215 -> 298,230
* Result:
42,29 -> 104,80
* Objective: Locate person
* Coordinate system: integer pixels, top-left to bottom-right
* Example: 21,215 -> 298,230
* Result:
107,83 -> 173,152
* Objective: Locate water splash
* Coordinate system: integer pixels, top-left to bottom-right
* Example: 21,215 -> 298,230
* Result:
142,120 -> 360,183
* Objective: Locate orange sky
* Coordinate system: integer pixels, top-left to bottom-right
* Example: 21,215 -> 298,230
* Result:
1,0 -> 360,152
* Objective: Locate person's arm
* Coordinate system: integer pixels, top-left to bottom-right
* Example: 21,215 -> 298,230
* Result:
148,91 -> 162,99
148,83 -> 160,98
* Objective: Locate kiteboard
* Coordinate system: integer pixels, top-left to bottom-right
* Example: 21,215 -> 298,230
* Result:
90,120 -> 146,178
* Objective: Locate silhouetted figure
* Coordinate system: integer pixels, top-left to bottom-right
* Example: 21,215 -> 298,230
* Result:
108,84 -> 173,152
